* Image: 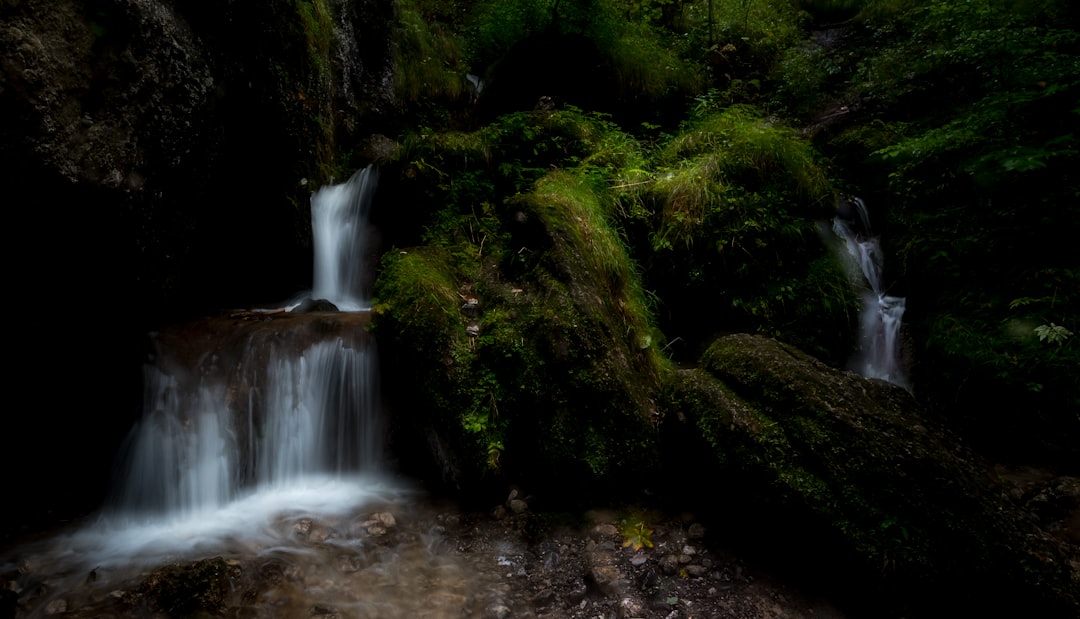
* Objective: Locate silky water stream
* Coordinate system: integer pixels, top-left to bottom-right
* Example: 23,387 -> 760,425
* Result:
830,197 -> 909,389
0,168 -> 513,618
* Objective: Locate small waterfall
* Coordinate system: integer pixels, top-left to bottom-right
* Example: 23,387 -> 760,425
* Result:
110,336 -> 382,519
311,166 -> 378,310
104,167 -> 385,529
831,197 -> 909,389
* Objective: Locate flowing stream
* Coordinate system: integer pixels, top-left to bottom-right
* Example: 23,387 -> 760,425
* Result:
0,167 -> 511,618
831,197 -> 909,389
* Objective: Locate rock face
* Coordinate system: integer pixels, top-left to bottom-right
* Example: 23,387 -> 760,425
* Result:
1,0 -> 395,315
662,333 -> 1079,616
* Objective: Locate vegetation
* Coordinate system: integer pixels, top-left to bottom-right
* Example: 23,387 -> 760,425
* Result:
368,0 -> 1078,609
799,0 -> 1080,463
374,0 -> 1079,477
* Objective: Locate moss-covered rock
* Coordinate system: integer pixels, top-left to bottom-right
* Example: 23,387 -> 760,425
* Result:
374,167 -> 666,502
662,333 -> 1078,616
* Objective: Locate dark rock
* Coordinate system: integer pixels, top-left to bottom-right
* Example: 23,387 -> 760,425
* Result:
291,298 -> 341,313
664,333 -> 1079,616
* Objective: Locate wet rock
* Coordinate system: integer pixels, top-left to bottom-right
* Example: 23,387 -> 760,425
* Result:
294,518 -> 312,538
291,298 -> 340,313
485,602 -> 512,618
308,524 -> 334,543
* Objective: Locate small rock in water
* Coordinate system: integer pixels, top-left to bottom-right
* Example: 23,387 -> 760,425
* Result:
372,511 -> 397,527
294,518 -> 313,537
291,298 -> 340,313
309,524 -> 333,543
485,602 -> 512,619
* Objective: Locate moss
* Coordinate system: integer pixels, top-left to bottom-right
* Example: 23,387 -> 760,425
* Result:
374,156 -> 669,498
674,333 -> 1079,612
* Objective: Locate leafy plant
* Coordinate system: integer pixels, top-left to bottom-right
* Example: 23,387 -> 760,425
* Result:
1034,323 -> 1073,346
619,517 -> 655,550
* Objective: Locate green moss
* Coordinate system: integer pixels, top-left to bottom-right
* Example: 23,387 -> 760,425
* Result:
376,143 -> 669,493
393,0 -> 470,116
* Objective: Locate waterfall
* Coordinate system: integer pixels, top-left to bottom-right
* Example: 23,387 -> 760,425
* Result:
831,197 -> 909,389
311,166 -> 378,310
94,167 -> 388,546
110,336 -> 382,519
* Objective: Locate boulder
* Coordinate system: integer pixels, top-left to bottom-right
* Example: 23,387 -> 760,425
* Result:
662,333 -> 1078,616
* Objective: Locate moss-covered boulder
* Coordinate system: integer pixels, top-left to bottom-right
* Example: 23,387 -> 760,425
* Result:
374,168 -> 665,502
663,333 -> 1078,616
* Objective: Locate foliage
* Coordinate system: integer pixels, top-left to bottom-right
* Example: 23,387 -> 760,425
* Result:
392,0 -> 472,123
621,103 -> 852,360
809,0 -> 1080,460
679,0 -> 808,92
619,515 -> 655,550
376,107 -> 669,493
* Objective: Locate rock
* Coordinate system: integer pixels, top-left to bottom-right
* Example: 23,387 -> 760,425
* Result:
589,565 -> 624,594
667,333 -> 1079,615
484,602 -> 511,618
291,298 -> 340,313
592,523 -> 619,539
658,554 -> 679,575
372,512 -> 397,527
684,565 -> 707,578
618,596 -> 645,618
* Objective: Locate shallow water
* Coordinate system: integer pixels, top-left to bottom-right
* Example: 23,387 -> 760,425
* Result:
3,475 -> 512,618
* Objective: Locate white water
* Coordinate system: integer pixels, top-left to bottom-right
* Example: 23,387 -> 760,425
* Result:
831,197 -> 909,389
310,166 -> 378,311
109,338 -> 383,520
0,163 -> 516,618
1,169 -> 395,592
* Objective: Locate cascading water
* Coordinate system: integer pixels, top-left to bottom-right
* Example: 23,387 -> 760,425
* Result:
2,167 -> 397,579
831,197 -> 909,389
106,165 -> 385,524
310,166 -> 378,311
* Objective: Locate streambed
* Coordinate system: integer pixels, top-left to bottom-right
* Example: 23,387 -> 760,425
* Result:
3,483 -> 847,619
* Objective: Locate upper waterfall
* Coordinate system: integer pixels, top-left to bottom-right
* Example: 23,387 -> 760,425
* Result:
310,166 -> 378,311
